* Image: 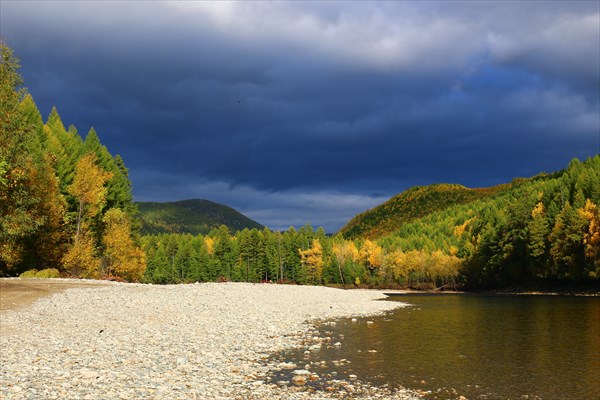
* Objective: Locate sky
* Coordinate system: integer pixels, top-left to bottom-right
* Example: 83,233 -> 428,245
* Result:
1,1 -> 599,232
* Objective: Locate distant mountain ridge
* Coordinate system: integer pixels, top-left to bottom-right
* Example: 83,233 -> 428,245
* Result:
136,199 -> 264,235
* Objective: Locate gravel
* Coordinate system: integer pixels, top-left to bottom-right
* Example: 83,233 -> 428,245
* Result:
1,281 -> 418,399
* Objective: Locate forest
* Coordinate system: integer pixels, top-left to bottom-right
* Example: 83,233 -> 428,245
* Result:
2,42 -> 599,289
1,43 -> 144,281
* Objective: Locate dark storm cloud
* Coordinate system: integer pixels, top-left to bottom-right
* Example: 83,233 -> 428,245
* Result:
1,1 -> 598,231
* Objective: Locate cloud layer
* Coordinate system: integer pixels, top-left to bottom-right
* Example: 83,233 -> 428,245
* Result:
2,1 -> 598,231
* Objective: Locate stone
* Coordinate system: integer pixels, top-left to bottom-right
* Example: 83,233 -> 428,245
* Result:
291,375 -> 307,386
292,369 -> 311,376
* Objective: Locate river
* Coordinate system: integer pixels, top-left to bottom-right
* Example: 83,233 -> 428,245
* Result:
273,293 -> 600,400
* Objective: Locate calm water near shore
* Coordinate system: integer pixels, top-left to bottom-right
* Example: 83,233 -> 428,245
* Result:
274,293 -> 600,400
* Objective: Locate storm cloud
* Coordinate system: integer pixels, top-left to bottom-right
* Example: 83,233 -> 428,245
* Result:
2,1 -> 598,231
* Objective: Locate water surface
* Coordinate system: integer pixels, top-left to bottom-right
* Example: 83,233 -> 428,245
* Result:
275,294 -> 600,400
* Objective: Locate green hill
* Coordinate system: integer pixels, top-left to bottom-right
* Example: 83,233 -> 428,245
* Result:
340,156 -> 599,287
340,183 -> 510,239
136,199 -> 264,235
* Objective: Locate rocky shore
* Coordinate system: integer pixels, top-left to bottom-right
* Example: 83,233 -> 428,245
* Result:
0,280 -> 418,399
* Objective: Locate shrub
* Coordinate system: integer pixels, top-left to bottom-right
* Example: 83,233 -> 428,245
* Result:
19,269 -> 61,278
35,268 -> 60,278
19,269 -> 38,278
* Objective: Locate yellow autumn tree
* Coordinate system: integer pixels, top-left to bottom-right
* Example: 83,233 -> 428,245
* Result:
62,153 -> 112,277
205,237 -> 215,255
299,239 -> 324,284
62,232 -> 100,278
386,249 -> 408,282
579,199 -> 600,277
332,240 -> 358,285
359,239 -> 383,274
102,208 -> 146,281
68,153 -> 112,240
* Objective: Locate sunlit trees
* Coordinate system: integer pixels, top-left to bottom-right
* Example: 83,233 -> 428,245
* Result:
62,232 -> 100,278
549,202 -> 587,279
0,41 -> 43,269
102,208 -> 146,281
69,153 -> 113,241
579,199 -> 600,278
1,42 -> 139,280
299,239 -> 323,285
359,239 -> 383,277
332,239 -> 359,286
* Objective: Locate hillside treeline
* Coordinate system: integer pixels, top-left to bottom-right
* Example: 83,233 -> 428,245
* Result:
142,226 -> 462,287
143,157 -> 599,288
1,43 -> 144,280
380,157 -> 599,287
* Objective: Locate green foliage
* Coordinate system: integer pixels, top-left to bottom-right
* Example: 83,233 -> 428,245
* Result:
19,268 -> 60,278
1,41 -> 49,269
1,42 -> 140,280
341,183 -> 509,239
35,268 -> 60,278
376,156 -> 600,288
19,270 -> 38,278
137,199 -> 264,235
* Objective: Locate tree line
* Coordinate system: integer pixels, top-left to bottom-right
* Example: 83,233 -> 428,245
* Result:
141,226 -> 462,288
380,156 -> 600,288
141,154 -> 599,289
1,42 -> 144,280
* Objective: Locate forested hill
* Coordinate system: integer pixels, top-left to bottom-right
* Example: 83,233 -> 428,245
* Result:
137,199 -> 264,235
340,183 -> 511,239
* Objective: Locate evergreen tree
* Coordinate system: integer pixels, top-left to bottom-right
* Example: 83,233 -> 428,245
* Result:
527,202 -> 549,277
0,42 -> 49,271
549,202 -> 587,279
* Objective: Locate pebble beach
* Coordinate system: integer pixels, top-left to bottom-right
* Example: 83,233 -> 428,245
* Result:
0,280 -> 418,399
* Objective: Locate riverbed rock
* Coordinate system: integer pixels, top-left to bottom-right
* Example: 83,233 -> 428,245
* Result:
0,280 -> 415,399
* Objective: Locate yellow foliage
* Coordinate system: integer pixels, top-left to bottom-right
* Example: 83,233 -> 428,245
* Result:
205,237 -> 215,255
579,199 -> 600,267
386,249 -> 408,280
102,208 -> 146,282
69,153 -> 112,219
332,241 -> 358,265
62,230 -> 100,278
454,217 -> 476,237
299,239 -> 324,284
531,202 -> 545,218
385,248 -> 461,286
359,240 -> 383,271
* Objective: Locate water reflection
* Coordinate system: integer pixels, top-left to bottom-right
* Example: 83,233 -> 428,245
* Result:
276,294 -> 600,400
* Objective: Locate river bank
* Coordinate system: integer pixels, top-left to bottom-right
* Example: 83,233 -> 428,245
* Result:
0,279 -> 418,399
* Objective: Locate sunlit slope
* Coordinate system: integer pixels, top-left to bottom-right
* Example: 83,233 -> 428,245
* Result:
137,199 -> 264,235
340,183 -> 508,239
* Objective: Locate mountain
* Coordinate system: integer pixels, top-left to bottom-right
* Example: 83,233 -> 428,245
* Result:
136,199 -> 264,235
340,183 -> 510,239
